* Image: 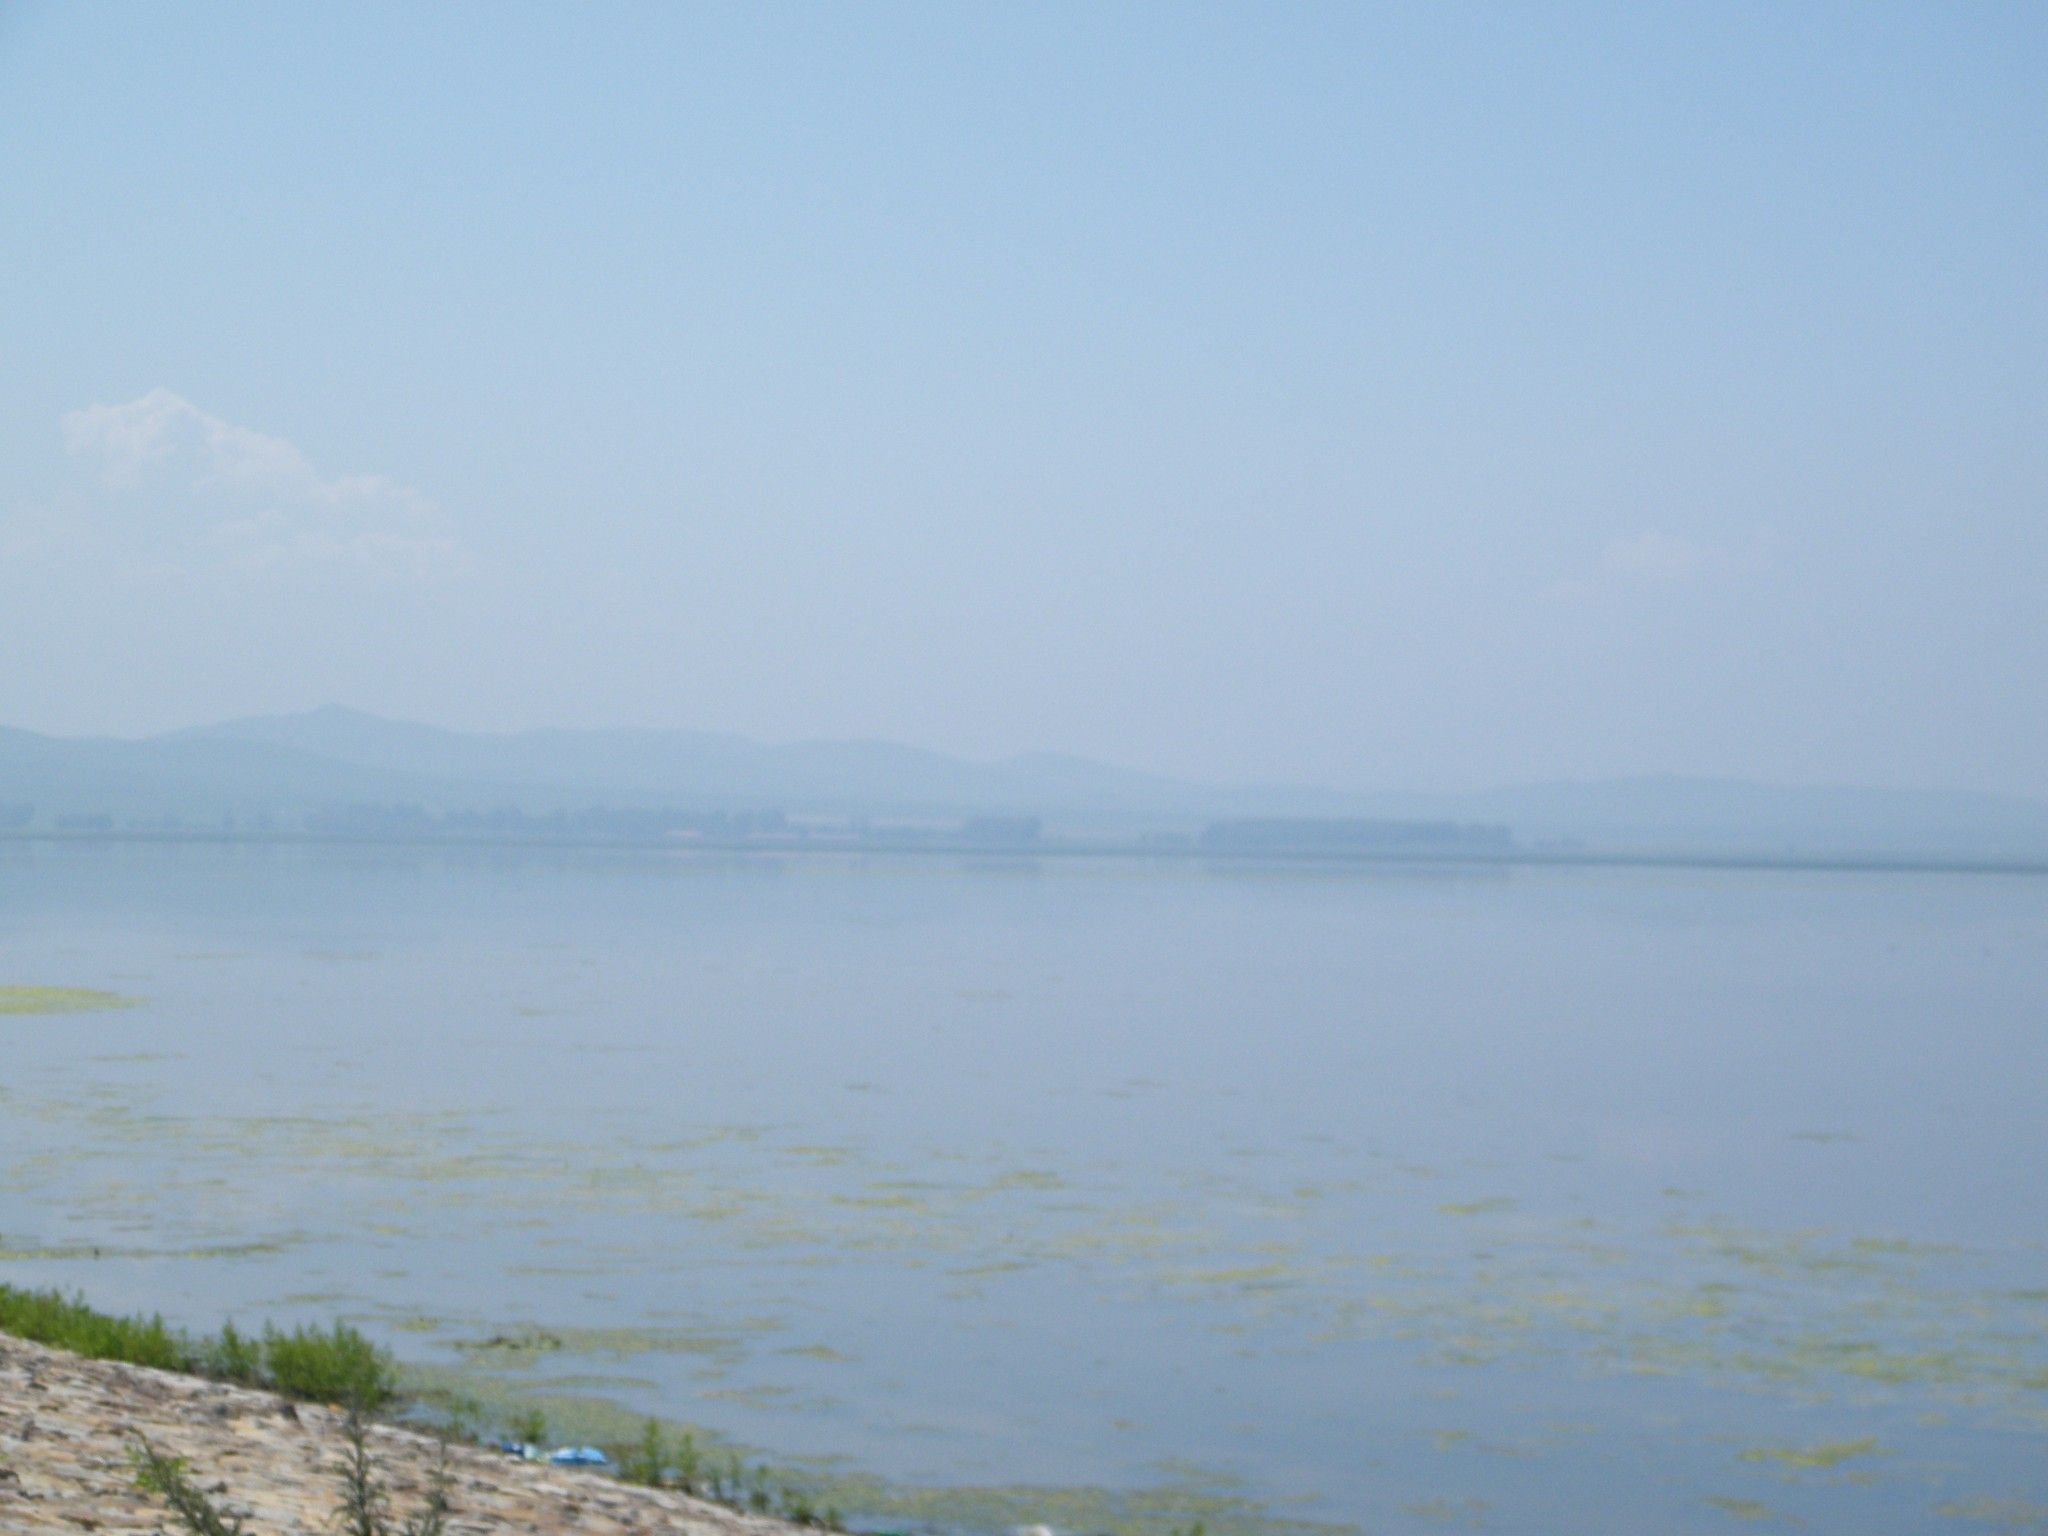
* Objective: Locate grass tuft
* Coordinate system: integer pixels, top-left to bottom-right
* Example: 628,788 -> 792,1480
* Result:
132,1440 -> 251,1536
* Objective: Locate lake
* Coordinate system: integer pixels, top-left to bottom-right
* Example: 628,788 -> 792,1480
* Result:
2,841 -> 2045,1534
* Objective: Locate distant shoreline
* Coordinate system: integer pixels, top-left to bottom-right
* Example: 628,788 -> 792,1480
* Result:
5,827 -> 2044,878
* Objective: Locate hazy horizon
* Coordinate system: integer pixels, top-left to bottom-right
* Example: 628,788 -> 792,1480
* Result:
10,699 -> 2048,810
5,4 -> 2045,798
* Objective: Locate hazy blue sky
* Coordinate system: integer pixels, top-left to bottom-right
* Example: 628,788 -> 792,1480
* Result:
3,3 -> 2043,795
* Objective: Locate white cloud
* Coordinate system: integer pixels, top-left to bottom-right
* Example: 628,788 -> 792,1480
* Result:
54,388 -> 455,579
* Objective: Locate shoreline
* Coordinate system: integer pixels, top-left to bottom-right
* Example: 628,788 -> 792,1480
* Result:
0,1290 -> 1304,1536
4,827 -> 2045,878
0,1329 -> 812,1535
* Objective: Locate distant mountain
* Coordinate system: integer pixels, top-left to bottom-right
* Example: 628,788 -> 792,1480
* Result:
0,721 -> 461,821
4,706 -> 2047,860
163,705 -> 1268,818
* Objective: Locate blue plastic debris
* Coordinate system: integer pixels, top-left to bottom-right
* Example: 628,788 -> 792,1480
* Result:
494,1441 -> 542,1461
549,1446 -> 610,1466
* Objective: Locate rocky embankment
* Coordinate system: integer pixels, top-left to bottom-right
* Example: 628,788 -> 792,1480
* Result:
0,1332 -> 805,1535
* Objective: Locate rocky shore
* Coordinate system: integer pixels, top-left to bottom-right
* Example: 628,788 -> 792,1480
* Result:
0,1332 -> 808,1535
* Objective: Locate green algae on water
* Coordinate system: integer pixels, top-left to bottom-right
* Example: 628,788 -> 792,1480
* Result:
0,985 -> 138,1015
1403,1496 -> 1491,1527
1738,1437 -> 1883,1471
453,1321 -> 757,1367
781,1343 -> 855,1362
0,1237 -> 290,1262
986,1168 -> 1069,1192
1705,1495 -> 1779,1522
397,1362 -> 1353,1536
1934,1494 -> 2048,1531
1438,1197 -> 1518,1217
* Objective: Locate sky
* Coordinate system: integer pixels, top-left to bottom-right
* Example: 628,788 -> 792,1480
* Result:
2,2 -> 2044,796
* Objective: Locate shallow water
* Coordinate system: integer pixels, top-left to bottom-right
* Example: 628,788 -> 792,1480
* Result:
2,842 -> 2045,1534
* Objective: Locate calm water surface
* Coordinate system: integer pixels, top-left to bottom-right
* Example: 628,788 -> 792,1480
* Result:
2,843 -> 2045,1534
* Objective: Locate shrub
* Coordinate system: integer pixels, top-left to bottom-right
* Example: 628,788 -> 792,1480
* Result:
0,1284 -> 191,1372
0,1288 -> 392,1410
262,1322 -> 394,1409
618,1418 -> 668,1487
198,1320 -> 265,1384
669,1427 -> 702,1494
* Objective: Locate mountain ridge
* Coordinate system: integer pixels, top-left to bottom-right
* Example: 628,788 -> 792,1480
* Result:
6,707 -> 2047,858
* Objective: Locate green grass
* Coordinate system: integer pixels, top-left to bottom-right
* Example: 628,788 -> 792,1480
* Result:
0,1284 -> 393,1407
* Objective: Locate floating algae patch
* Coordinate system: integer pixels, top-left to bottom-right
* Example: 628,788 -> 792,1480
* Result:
398,1361 -> 1353,1536
1666,1222 -> 1908,1278
781,1343 -> 855,1363
1705,1495 -> 1781,1522
380,1312 -> 452,1335
832,1191 -> 930,1211
985,1169 -> 1070,1193
1936,1495 -> 2048,1532
453,1321 -> 759,1368
1656,1283 -> 1740,1321
1403,1496 -> 1490,1527
813,1465 -> 1355,1536
0,985 -> 138,1015
1851,1235 -> 1964,1259
782,1144 -> 859,1167
1778,1335 -> 1994,1388
1738,1437 -> 1884,1471
531,1372 -> 664,1394
0,1240 -> 124,1262
701,1382 -> 802,1409
1161,1261 -> 1338,1297
1439,1198 -> 1518,1218
456,1327 -> 566,1357
400,1364 -> 751,1455
0,1237 -> 291,1262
